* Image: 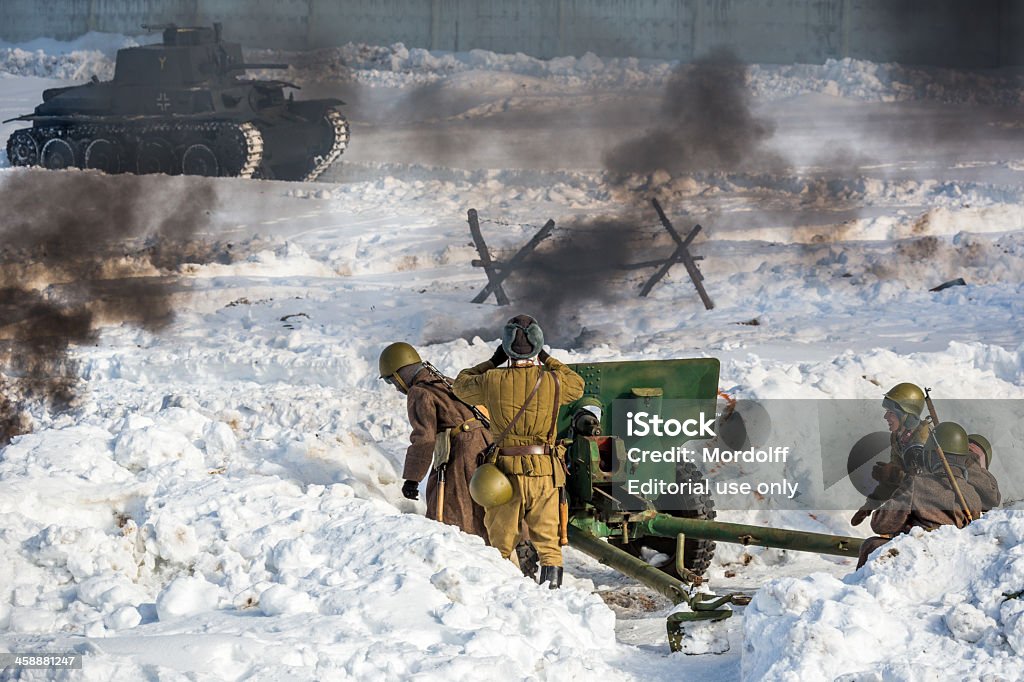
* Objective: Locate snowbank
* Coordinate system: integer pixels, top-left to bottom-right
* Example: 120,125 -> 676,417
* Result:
0,403 -> 617,679
0,32 -> 157,81
742,510 -> 1024,681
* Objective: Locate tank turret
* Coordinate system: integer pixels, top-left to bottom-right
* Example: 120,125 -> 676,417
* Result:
5,23 -> 349,181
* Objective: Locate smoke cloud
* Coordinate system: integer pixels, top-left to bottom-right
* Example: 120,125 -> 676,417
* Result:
493,51 -> 777,345
0,170 -> 220,443
506,216 -> 644,344
604,48 -> 782,178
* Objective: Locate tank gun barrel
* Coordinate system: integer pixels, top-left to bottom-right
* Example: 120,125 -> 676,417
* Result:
637,515 -> 863,557
226,63 -> 289,71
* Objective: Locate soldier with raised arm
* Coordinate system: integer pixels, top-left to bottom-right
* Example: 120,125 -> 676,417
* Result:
453,315 -> 584,588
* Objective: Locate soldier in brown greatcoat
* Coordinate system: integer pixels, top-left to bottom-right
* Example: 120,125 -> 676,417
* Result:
856,421 -> 1001,568
967,433 -> 1000,512
379,342 -> 490,540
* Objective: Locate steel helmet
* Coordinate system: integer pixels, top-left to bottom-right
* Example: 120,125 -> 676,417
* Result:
882,383 -> 926,419
469,463 -> 513,508
379,342 -> 422,394
968,433 -> 992,468
933,422 -> 970,456
379,342 -> 421,379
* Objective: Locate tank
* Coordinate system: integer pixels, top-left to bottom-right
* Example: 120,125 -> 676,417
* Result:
4,24 -> 349,181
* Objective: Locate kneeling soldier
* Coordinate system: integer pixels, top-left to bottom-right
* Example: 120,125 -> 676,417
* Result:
856,421 -> 996,568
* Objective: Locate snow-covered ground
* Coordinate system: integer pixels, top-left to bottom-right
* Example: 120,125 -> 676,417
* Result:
1,33 -> 1023,680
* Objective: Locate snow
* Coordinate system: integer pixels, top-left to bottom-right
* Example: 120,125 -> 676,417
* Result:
744,513 -> 1024,681
0,30 -> 1023,681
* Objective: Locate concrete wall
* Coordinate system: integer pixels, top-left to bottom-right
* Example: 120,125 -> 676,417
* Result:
0,0 -> 1017,67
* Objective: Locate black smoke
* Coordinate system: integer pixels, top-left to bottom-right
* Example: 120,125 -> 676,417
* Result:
0,170 -> 220,444
604,47 -> 782,178
493,51 -> 777,344
506,216 -> 643,343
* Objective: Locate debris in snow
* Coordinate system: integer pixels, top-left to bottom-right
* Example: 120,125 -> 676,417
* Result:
930,277 -> 967,292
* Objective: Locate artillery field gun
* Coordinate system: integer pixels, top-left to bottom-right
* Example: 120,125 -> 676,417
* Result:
556,358 -> 864,651
5,24 -> 348,181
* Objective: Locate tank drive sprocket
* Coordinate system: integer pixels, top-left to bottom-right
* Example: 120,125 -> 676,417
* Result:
303,107 -> 350,182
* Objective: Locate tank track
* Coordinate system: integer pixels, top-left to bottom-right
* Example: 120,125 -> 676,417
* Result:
6,121 -> 263,178
303,107 -> 350,182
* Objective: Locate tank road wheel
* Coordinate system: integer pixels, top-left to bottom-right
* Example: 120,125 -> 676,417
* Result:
84,138 -> 123,174
613,461 -> 717,579
40,138 -> 77,170
204,123 -> 263,179
137,137 -> 175,175
181,143 -> 219,177
6,129 -> 40,167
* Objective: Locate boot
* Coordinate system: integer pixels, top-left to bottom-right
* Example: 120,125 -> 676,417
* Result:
515,540 -> 539,580
538,565 -> 563,589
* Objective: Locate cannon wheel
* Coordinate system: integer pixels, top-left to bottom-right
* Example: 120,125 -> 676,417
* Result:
613,460 -> 716,578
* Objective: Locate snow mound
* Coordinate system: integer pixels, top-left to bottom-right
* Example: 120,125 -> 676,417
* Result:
0,32 -> 156,80
742,510 -> 1024,681
0,399 -> 618,678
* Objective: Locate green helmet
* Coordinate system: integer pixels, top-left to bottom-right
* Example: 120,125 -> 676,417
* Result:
933,422 -> 970,456
379,342 -> 421,379
882,383 -> 926,419
968,434 -> 992,468
469,463 -> 513,508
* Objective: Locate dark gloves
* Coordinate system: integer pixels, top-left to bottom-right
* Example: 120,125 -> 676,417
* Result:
538,349 -> 550,363
850,507 -> 871,526
401,480 -> 420,500
871,462 -> 905,487
489,344 -> 508,367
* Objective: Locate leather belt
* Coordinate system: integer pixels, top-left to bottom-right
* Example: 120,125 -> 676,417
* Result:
498,445 -> 549,456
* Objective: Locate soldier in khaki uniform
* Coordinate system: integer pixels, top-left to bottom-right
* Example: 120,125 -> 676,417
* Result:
379,342 -> 490,540
453,315 -> 584,588
851,382 -> 931,527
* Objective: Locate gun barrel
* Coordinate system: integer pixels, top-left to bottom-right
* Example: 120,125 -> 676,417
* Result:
227,63 -> 289,71
637,515 -> 864,557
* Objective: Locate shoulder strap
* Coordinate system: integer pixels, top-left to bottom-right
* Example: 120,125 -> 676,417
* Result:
547,371 -> 561,444
493,370 -> 545,447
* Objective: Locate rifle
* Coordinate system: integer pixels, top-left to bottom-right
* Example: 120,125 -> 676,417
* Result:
924,388 -> 974,523
422,361 -> 491,428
